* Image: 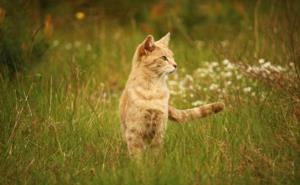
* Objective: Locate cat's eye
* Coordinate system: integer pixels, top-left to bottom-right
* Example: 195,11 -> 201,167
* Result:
161,56 -> 168,61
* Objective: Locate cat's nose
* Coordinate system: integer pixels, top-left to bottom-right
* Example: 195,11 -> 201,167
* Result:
173,64 -> 177,68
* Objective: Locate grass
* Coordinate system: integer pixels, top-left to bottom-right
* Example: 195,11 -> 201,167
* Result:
0,22 -> 299,185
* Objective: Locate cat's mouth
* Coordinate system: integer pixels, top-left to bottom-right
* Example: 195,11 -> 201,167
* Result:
169,68 -> 177,74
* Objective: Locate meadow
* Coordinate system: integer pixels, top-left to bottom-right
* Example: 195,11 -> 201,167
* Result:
0,1 -> 299,184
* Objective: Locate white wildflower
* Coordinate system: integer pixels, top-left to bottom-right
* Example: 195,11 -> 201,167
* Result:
226,81 -> 232,86
262,62 -> 271,68
258,58 -> 265,64
225,63 -> 235,70
211,62 -> 219,67
276,65 -> 286,72
222,59 -> 230,65
224,71 -> 232,77
252,66 -> 260,73
192,100 -> 205,106
209,84 -> 219,91
237,74 -> 242,80
243,87 -> 252,93
222,89 -> 227,94
200,73 -> 207,77
185,74 -> 194,81
246,66 -> 252,73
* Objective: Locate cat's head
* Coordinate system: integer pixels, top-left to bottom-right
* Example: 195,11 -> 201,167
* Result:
133,33 -> 177,76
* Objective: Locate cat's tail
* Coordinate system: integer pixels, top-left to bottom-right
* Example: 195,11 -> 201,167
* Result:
168,102 -> 225,123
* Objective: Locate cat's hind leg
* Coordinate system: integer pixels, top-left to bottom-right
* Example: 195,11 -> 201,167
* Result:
149,131 -> 163,156
125,127 -> 145,159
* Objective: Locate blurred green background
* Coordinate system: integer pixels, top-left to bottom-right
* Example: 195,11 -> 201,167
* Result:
1,0 -> 299,76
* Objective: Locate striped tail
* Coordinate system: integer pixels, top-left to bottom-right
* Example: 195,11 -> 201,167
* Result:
168,102 -> 225,123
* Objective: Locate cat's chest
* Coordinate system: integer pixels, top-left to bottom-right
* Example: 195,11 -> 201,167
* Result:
133,86 -> 169,101
136,86 -> 168,99
128,85 -> 169,110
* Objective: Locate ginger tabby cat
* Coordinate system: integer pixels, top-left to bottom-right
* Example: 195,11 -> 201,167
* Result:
119,33 -> 224,158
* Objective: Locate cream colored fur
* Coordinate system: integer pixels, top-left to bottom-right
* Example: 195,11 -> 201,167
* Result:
119,33 -> 224,158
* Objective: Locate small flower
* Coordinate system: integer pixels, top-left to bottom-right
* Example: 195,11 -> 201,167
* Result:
222,59 -> 230,65
236,74 -> 242,80
277,66 -> 285,72
224,71 -> 232,77
185,74 -> 193,81
200,73 -> 206,77
211,62 -> 219,67
262,62 -> 271,68
225,63 -> 235,70
75,11 -> 85,20
243,87 -> 252,93
225,81 -> 232,86
209,84 -> 219,91
258,58 -> 265,64
192,100 -> 205,106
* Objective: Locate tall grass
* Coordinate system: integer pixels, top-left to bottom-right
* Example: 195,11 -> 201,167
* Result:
0,6 -> 299,185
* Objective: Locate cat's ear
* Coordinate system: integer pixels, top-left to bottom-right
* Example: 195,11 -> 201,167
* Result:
156,32 -> 170,46
139,35 -> 155,56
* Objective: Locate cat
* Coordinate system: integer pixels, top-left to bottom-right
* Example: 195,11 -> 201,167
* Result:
119,33 -> 224,158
